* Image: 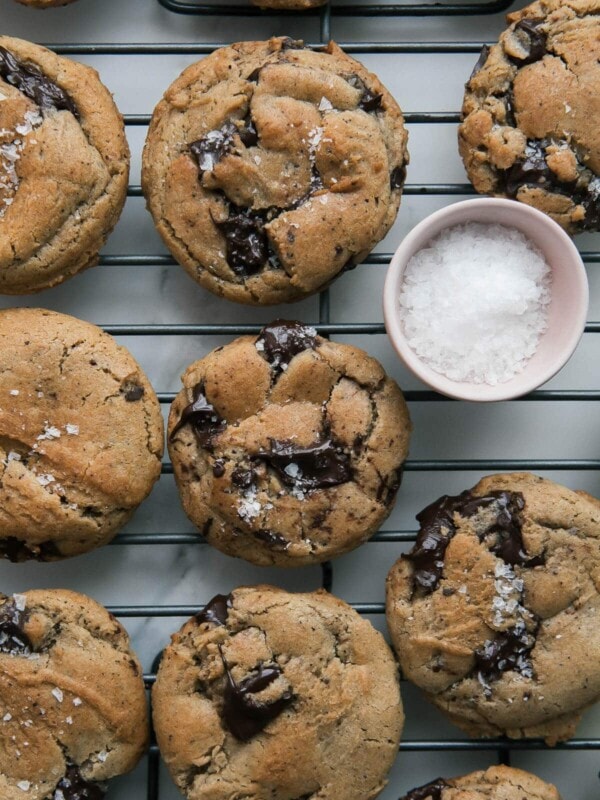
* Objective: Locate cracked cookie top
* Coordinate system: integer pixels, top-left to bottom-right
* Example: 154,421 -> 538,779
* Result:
153,585 -> 404,800
167,320 -> 412,566
400,765 -> 561,800
459,0 -> 600,233
142,37 -> 408,305
0,308 -> 164,561
0,589 -> 148,800
386,472 -> 600,745
0,36 -> 129,293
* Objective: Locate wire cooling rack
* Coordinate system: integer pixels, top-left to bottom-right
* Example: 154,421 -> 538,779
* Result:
2,0 -> 599,797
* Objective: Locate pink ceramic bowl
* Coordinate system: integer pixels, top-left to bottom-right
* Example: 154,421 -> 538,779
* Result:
383,198 -> 589,402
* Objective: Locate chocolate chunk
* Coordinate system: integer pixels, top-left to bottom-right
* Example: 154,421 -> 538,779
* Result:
474,620 -> 537,693
254,528 -> 289,549
170,383 -> 226,448
212,459 -> 226,478
508,19 -> 547,67
0,46 -> 79,118
504,139 -> 559,197
0,599 -> 31,655
53,764 -> 105,800
255,320 -> 318,373
400,778 -> 449,800
123,384 -> 144,402
470,44 -> 490,80
219,650 -> 293,740
231,466 -> 257,489
0,537 -> 60,562
190,122 -> 237,174
239,116 -> 258,148
390,166 -> 406,190
196,594 -> 232,627
257,438 -> 351,491
407,490 -> 540,593
247,67 -> 262,83
215,209 -> 269,277
280,38 -> 305,51
359,89 -> 383,113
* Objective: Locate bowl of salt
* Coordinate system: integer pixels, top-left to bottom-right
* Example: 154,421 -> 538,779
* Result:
383,198 -> 589,401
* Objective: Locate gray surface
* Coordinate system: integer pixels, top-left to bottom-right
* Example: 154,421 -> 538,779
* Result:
0,0 -> 599,798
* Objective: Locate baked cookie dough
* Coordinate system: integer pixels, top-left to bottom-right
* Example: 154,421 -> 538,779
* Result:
153,585 -> 403,800
0,36 -> 128,293
460,0 -> 600,233
0,308 -> 164,561
143,37 -> 408,305
0,589 -> 148,799
168,320 -> 412,566
400,765 -> 561,800
386,472 -> 600,745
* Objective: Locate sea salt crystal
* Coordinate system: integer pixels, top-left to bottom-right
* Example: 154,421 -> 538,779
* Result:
3,713 -> 12,722
16,781 -> 30,792
7,451 -> 21,463
399,223 -> 552,385
9,389 -> 19,396
36,474 -> 55,487
65,423 -> 79,435
51,687 -> 63,703
73,697 -> 82,706
318,96 -> 333,112
97,750 -> 108,762
13,594 -> 26,611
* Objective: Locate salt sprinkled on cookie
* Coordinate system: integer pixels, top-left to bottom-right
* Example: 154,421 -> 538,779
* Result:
399,222 -> 551,384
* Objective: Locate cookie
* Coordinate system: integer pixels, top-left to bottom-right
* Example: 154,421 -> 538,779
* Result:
459,0 -> 600,233
0,589 -> 148,799
0,36 -> 128,293
251,0 -> 326,8
0,308 -> 164,561
153,585 -> 403,800
385,472 -> 600,745
14,0 -> 78,6
400,765 -> 561,800
142,37 -> 408,305
167,320 -> 412,566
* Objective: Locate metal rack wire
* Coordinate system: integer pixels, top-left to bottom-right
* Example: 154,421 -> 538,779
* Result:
36,0 -> 600,795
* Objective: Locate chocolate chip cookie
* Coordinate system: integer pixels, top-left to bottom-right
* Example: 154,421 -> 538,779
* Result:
142,37 -> 408,305
386,472 -> 600,745
168,321 -> 412,566
400,766 -> 561,800
0,589 -> 148,799
0,36 -> 128,293
153,585 -> 403,800
460,0 -> 600,233
0,308 -> 164,561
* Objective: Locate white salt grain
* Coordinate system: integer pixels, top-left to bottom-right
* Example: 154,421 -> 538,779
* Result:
399,223 -> 551,385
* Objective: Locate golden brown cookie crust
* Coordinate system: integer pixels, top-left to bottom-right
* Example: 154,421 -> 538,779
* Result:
0,308 -> 164,560
459,0 -> 600,233
142,37 -> 408,305
153,585 -> 404,800
0,589 -> 148,799
386,472 -> 600,745
0,36 -> 129,293
167,321 -> 412,566
401,765 -> 561,800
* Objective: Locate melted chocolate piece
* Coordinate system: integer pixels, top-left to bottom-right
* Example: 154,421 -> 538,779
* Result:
124,385 -> 144,402
220,651 -> 293,740
170,383 -> 226,447
508,19 -> 547,67
0,599 -> 31,655
257,439 -> 351,491
359,89 -> 383,113
215,209 -> 269,277
196,594 -> 231,627
474,621 -> 537,692
254,528 -> 289,549
280,38 -> 304,51
504,139 -> 559,197
231,466 -> 257,489
407,490 -> 540,593
470,44 -> 490,79
401,778 -> 449,800
0,537 -> 60,562
53,764 -> 105,800
190,122 -> 237,174
390,166 -> 406,190
255,320 -> 318,373
212,459 -> 226,478
0,46 -> 79,118
239,116 -> 258,147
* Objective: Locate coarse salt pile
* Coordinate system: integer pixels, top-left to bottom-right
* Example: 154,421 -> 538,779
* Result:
399,222 -> 552,385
